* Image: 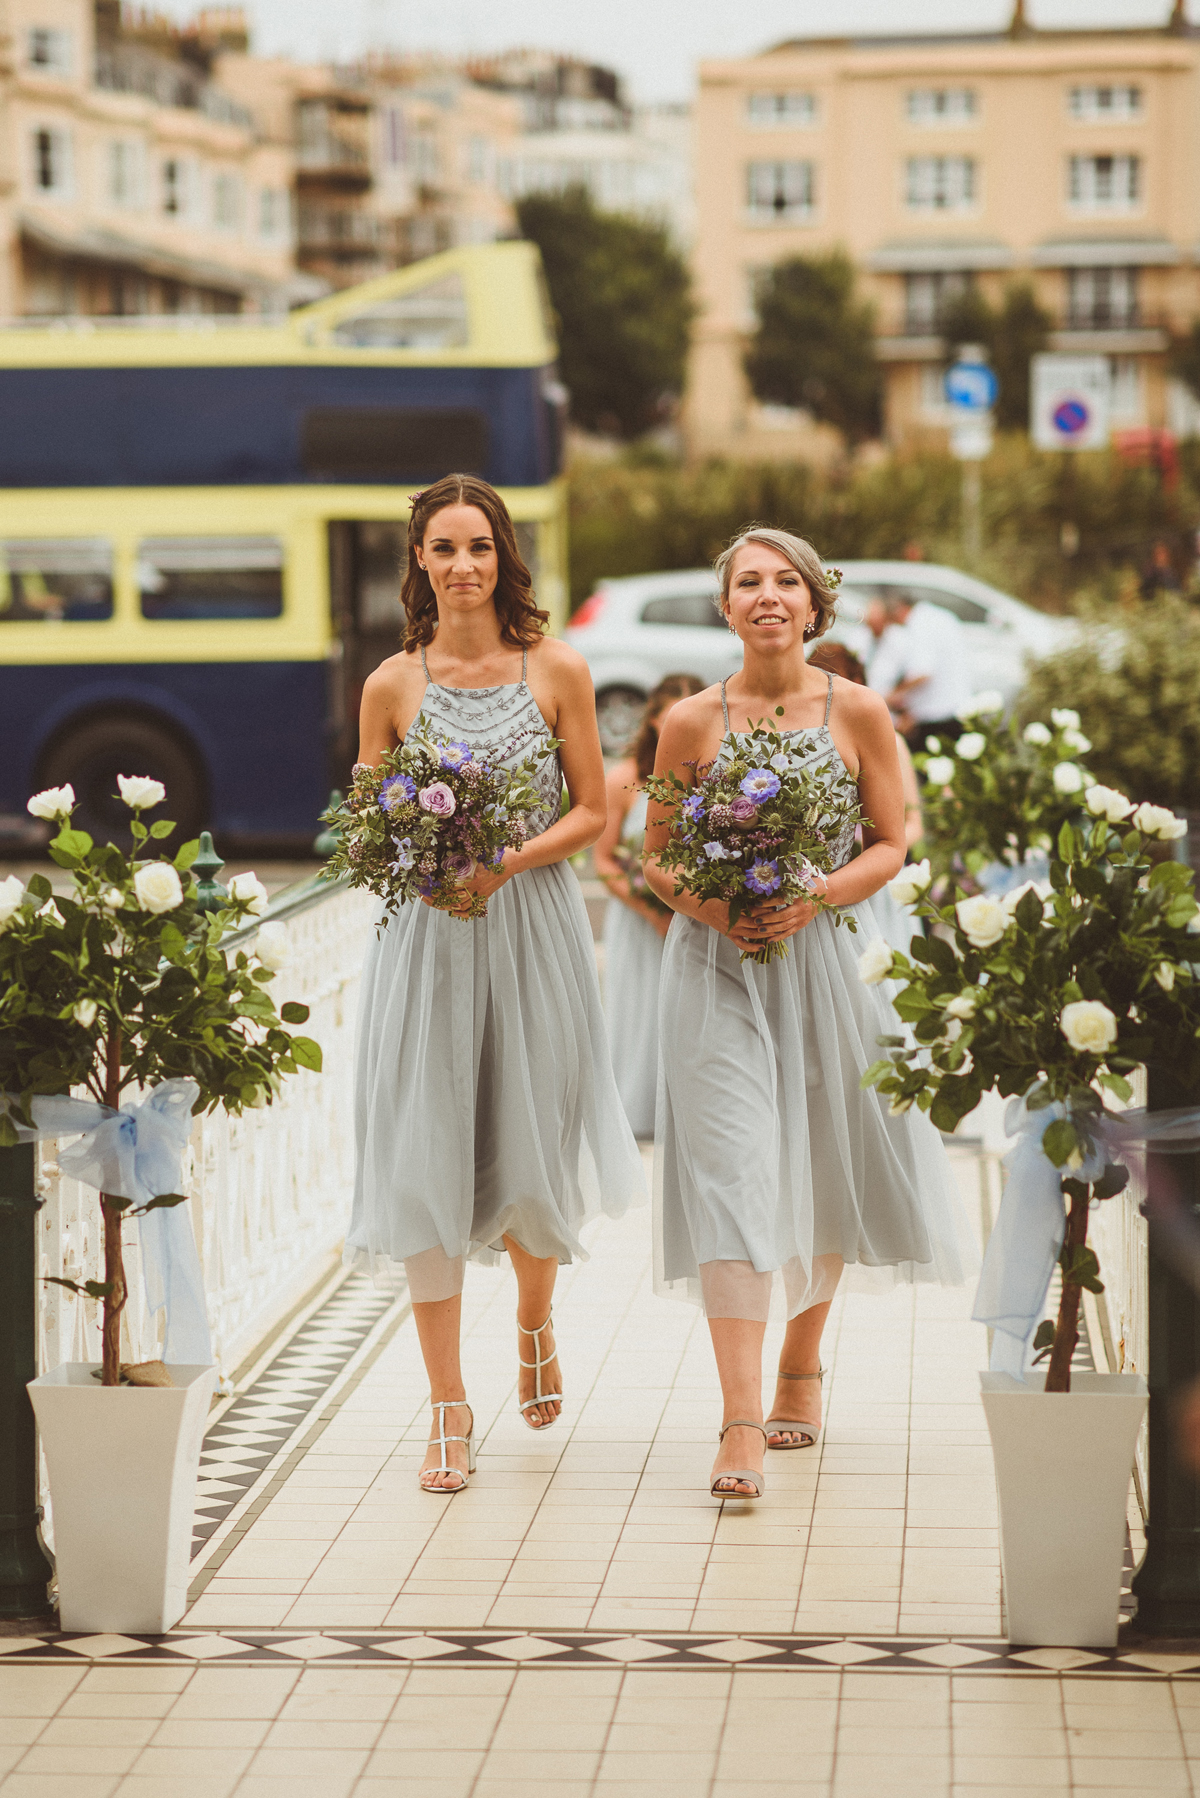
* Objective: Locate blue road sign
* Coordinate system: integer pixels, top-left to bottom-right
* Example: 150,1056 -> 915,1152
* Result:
945,362 -> 998,411
1052,397 -> 1090,438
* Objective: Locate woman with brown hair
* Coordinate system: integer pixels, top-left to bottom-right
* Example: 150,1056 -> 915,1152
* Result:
593,674 -> 706,1138
346,475 -> 644,1493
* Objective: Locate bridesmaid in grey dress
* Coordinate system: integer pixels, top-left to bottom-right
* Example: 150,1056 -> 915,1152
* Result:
594,675 -> 705,1138
644,527 -> 972,1502
347,475 -> 645,1493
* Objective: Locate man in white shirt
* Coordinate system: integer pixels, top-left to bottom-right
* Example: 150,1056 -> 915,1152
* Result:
865,590 -> 972,750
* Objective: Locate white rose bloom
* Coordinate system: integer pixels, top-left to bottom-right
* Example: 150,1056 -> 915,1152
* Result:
1051,708 -> 1081,730
1085,784 -> 1134,823
942,1017 -> 963,1043
1132,803 -> 1187,841
228,871 -> 269,916
37,898 -> 65,927
1060,998 -> 1118,1055
133,861 -> 183,914
924,735 -> 941,755
955,894 -> 1009,949
956,731 -> 987,762
888,1094 -> 913,1116
116,773 -> 167,811
957,1050 -> 974,1077
0,874 -> 25,928
1188,912 -> 1200,936
254,921 -> 290,971
944,992 -> 977,1019
1052,761 -> 1086,795
73,998 -> 97,1028
102,887 -> 124,909
888,858 -> 932,908
924,755 -> 955,787
1155,962 -> 1177,992
26,784 -> 75,820
1023,722 -> 1052,746
1062,728 -> 1092,754
959,690 -> 1004,720
857,938 -> 895,985
1001,879 -> 1053,922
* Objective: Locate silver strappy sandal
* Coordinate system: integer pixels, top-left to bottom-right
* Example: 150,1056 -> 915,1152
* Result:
517,1311 -> 563,1429
765,1367 -> 825,1450
419,1399 -> 476,1493
711,1420 -> 768,1499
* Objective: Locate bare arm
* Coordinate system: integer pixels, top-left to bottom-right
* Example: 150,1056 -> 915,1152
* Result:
594,759 -> 666,931
896,732 -> 924,849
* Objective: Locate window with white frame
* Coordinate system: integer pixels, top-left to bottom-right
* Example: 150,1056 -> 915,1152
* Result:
162,157 -> 190,217
1069,85 -> 1142,122
904,270 -> 971,334
1068,154 -> 1141,212
212,171 -> 242,230
746,92 -> 818,128
107,140 -> 144,209
32,127 -> 71,195
258,187 -> 289,241
906,155 -> 976,211
906,88 -> 977,124
1067,265 -> 1139,330
27,27 -> 72,73
1109,356 -> 1143,421
746,160 -> 816,222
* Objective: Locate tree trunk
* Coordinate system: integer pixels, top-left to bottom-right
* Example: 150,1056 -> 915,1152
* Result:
1044,1182 -> 1090,1394
100,1028 -> 124,1388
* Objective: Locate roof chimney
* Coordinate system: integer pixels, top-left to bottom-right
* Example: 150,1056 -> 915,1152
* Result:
1009,0 -> 1033,35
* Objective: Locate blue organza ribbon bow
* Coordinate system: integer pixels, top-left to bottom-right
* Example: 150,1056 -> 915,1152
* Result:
974,1091 -> 1200,1380
3,1079 -> 212,1365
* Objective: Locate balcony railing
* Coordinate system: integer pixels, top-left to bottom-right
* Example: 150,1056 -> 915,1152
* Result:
94,47 -> 252,128
297,208 -> 384,255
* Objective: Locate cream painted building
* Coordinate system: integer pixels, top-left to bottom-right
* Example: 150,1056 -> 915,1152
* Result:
688,8 -> 1200,458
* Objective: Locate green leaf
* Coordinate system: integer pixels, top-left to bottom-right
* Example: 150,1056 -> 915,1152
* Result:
926,935 -> 958,974
1015,887 -> 1044,931
1096,1071 -> 1134,1103
1031,1319 -> 1056,1364
280,1001 -> 310,1024
43,1275 -> 112,1300
288,1035 -> 323,1071
149,818 -> 177,839
1091,1162 -> 1130,1201
1058,820 -> 1075,862
26,873 -> 52,900
1060,1243 -> 1104,1294
54,827 -> 94,860
175,838 -> 200,870
133,1192 -> 189,1214
1041,1117 -> 1079,1167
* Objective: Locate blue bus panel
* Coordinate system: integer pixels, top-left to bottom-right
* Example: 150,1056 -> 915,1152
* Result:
0,364 -> 560,489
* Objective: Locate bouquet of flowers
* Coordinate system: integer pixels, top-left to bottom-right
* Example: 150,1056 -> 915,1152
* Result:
611,839 -> 672,921
646,714 -> 867,963
321,725 -> 556,920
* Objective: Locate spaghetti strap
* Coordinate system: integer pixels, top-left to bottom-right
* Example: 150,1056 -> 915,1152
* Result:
521,648 -> 528,683
720,678 -> 730,731
419,644 -> 430,684
823,672 -> 834,726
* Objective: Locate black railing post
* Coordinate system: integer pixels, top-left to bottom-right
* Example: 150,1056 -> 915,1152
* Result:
0,1143 -> 54,1619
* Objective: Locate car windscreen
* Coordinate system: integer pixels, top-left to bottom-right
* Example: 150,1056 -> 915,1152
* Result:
640,592 -> 723,627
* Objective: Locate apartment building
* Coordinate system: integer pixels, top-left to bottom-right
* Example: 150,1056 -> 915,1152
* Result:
5,1 -> 297,317
688,5 -> 1200,458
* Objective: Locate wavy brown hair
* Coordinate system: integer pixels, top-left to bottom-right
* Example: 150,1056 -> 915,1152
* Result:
401,474 -> 549,652
631,673 -> 708,781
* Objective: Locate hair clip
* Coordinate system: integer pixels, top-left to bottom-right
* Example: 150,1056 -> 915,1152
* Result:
408,488 -> 427,511
825,566 -> 844,591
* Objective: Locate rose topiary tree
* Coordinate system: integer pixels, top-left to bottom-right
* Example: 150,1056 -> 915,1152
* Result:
0,778 -> 322,1385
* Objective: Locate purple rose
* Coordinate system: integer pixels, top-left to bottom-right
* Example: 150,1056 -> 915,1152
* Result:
730,795 -> 756,824
419,781 -> 456,817
444,850 -> 476,880
380,773 -> 416,813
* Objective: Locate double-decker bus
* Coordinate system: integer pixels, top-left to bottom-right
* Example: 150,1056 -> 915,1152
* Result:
0,241 -> 567,845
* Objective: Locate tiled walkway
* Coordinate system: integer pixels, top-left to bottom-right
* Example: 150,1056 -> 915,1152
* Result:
4,1143 -> 1195,1798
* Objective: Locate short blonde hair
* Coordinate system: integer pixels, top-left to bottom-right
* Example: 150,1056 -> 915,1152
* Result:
714,525 -> 838,640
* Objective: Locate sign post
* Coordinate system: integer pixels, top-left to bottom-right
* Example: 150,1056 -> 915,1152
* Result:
945,345 -> 997,561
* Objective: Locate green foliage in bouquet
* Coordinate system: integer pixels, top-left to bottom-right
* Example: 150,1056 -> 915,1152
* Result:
0,780 -> 322,1383
914,696 -> 1095,888
860,788 -> 1198,1390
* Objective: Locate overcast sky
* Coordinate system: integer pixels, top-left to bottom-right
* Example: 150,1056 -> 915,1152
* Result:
161,0 -> 1190,100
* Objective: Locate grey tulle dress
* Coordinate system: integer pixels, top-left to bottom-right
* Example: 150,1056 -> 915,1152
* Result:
346,648 -> 646,1303
655,674 -> 974,1322
603,791 -> 664,1140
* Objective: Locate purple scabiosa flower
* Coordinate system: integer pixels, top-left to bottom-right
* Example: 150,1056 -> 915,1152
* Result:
439,739 -> 473,770
444,849 -> 476,880
746,858 -> 782,895
380,773 -> 416,813
740,769 -> 781,805
419,781 -> 456,817
729,795 -> 756,824
682,793 -> 705,822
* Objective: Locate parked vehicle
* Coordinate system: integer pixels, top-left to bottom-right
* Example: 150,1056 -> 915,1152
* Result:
566,561 -> 1076,753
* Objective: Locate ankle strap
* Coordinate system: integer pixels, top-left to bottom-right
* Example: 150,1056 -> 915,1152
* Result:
517,1311 -> 553,1336
719,1419 -> 768,1443
777,1367 -> 825,1382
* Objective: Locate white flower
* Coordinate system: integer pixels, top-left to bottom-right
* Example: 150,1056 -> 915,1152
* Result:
26,784 -> 74,820
888,859 -> 932,908
1052,708 -> 1081,730
942,1017 -> 963,1043
956,1050 -> 974,1077
857,938 -> 895,985
1155,961 -> 1177,992
924,735 -> 941,754
956,732 -> 987,762
1060,998 -> 1118,1055
1001,879 -> 1053,922
955,894 -> 1009,949
1085,784 -> 1134,824
924,755 -> 955,786
1052,761 -> 1086,795
1132,803 -> 1187,842
228,871 -> 269,916
1062,727 -> 1092,754
1188,912 -> 1200,936
0,874 -> 25,928
944,992 -> 977,1019
102,887 -> 124,910
116,774 -> 166,811
37,898 -> 65,927
133,862 -> 183,914
959,690 -> 1004,720
73,999 -> 97,1028
702,841 -> 731,861
769,753 -> 790,773
1023,722 -> 1052,746
888,1094 -> 913,1116
254,921 -> 289,971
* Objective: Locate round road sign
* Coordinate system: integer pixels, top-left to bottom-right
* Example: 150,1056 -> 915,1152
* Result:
1052,397 -> 1090,437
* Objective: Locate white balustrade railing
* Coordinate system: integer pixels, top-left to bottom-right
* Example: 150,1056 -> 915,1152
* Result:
34,876 -> 376,1388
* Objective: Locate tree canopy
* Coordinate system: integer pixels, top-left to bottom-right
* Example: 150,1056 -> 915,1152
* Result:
743,250 -> 883,446
516,185 -> 694,440
940,282 -> 1053,431
1172,320 -> 1200,405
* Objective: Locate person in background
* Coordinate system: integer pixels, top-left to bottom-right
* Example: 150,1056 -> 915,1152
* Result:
865,589 -> 971,752
594,673 -> 706,1138
1141,540 -> 1181,602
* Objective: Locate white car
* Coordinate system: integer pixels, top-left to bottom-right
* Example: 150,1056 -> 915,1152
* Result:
566,561 -> 1076,753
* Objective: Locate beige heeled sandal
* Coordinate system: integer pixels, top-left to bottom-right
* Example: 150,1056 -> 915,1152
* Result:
517,1311 -> 563,1430
418,1400 -> 476,1493
765,1367 -> 824,1450
711,1420 -> 768,1499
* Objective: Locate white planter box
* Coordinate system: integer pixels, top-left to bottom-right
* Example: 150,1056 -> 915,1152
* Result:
981,1369 -> 1148,1647
28,1362 -> 216,1634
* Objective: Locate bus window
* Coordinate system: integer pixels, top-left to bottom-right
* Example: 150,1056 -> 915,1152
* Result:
322,273 -> 469,350
0,538 -> 113,622
301,407 -> 488,481
138,536 -> 284,620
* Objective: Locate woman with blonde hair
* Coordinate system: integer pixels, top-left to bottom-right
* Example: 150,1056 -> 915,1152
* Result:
644,526 -> 969,1501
